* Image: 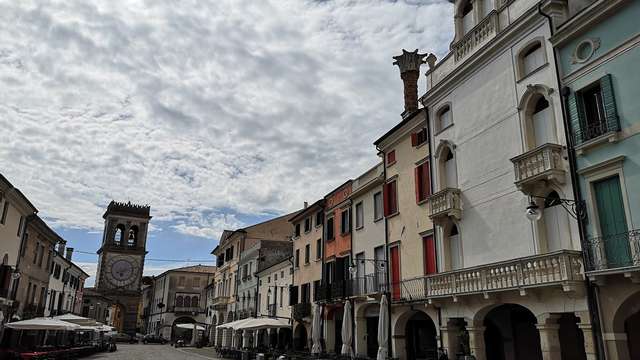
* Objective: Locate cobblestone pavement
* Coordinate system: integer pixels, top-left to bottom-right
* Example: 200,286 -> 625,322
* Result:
84,344 -> 224,359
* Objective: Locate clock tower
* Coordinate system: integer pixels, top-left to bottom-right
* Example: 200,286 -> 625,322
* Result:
95,201 -> 151,334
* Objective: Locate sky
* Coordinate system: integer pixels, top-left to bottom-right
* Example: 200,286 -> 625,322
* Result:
0,0 -> 454,285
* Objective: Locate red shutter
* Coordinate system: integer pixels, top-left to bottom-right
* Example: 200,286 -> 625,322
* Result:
390,246 -> 401,300
423,161 -> 431,197
383,183 -> 390,216
414,166 -> 421,204
411,133 -> 418,146
423,236 -> 436,275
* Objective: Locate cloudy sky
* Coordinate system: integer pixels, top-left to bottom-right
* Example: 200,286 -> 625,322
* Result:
0,0 -> 453,284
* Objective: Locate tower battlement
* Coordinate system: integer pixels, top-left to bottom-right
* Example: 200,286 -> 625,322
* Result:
103,200 -> 151,219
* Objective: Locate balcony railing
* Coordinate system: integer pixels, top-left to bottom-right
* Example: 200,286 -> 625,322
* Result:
575,120 -> 620,146
511,143 -> 565,191
390,250 -> 583,303
292,303 -> 311,320
452,11 -> 498,62
211,295 -> 229,310
171,306 -> 204,314
314,284 -> 330,302
348,274 -> 388,297
429,188 -> 462,222
585,230 -> 640,272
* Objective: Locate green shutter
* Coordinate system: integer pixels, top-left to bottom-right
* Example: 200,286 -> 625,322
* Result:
566,90 -> 585,145
600,74 -> 620,132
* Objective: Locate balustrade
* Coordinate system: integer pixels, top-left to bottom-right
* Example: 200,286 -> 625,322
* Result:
511,143 -> 565,190
453,11 -> 498,62
429,188 -> 462,221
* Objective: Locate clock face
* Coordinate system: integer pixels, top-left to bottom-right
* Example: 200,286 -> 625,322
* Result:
105,255 -> 139,289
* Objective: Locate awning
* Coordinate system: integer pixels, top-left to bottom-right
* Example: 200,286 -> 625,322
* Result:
175,323 -> 205,331
217,318 -> 254,330
53,314 -> 99,327
238,317 -> 290,331
6,318 -> 81,331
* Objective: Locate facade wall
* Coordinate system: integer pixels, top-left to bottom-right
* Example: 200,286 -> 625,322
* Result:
350,163 -> 385,263
257,260 -> 292,319
324,183 -> 352,260
0,189 -> 33,268
291,203 -> 323,295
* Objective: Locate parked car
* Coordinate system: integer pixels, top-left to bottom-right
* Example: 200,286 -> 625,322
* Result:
142,334 -> 167,344
110,332 -> 138,344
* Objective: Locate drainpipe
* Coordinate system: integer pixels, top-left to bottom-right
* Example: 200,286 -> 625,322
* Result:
538,4 -> 604,359
375,144 -> 393,359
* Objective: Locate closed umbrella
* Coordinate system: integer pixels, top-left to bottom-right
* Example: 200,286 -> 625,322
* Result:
341,300 -> 354,357
377,295 -> 389,360
191,323 -> 197,346
311,304 -> 322,354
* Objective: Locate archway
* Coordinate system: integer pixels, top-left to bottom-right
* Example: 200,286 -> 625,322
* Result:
483,304 -> 541,360
172,316 -> 196,342
558,313 -> 587,360
405,311 -> 437,360
293,324 -> 308,351
625,310 -> 640,358
612,290 -> 640,360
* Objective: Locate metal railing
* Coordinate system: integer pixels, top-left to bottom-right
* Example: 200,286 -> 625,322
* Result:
511,143 -> 565,187
390,250 -> 583,303
348,274 -> 388,297
576,120 -> 620,145
585,230 -> 640,272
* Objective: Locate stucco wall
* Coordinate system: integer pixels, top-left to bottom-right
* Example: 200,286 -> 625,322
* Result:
324,183 -> 352,259
350,164 -> 385,271
292,207 -> 323,296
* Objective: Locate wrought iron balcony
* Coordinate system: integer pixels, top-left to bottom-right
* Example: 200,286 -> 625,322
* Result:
314,281 -> 348,302
314,283 -> 330,302
391,250 -> 584,303
428,188 -> 462,222
511,143 -> 565,192
348,274 -> 388,298
452,11 -> 498,62
585,230 -> 640,273
292,302 -> 311,320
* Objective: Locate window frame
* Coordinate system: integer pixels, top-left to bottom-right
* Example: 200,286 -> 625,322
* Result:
434,104 -> 453,134
383,179 -> 399,217
355,202 -> 364,230
516,37 -> 548,81
304,244 -> 310,265
373,191 -> 383,222
386,150 -> 396,167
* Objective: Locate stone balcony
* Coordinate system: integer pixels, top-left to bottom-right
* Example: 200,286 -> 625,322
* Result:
428,188 -> 462,222
211,295 -> 230,310
392,250 -> 584,303
452,10 -> 499,63
511,143 -> 566,192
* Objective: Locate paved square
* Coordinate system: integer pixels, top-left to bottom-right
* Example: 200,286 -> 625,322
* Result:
84,344 -> 224,360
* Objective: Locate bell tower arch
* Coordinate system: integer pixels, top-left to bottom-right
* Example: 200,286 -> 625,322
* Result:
95,200 -> 151,334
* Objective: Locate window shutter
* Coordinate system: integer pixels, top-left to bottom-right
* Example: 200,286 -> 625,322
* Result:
411,133 -> 418,146
414,166 -> 421,204
289,286 -> 298,305
566,91 -> 585,146
600,74 -> 620,132
423,161 -> 431,197
383,183 -> 390,216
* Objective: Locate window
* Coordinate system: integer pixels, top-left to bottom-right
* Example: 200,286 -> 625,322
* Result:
423,235 -> 436,275
415,161 -> 431,203
383,180 -> 398,216
444,149 -> 458,188
178,276 -> 185,287
127,226 -> 137,247
461,0 -> 474,34
411,128 -> 428,146
326,217 -> 334,240
448,225 -> 462,270
280,288 -> 283,308
568,75 -> 619,145
295,249 -> 300,268
305,244 -> 310,264
386,150 -> 396,166
275,273 -> 278,281
33,242 -> 39,264
315,211 -> 323,227
373,192 -> 383,221
340,208 -> 351,234
437,106 -> 452,132
17,216 -> 24,237
531,96 -> 554,148
184,296 -> 191,307
289,286 -> 299,305
295,223 -> 301,237
355,202 -> 364,229
316,239 -> 321,260
176,296 -> 184,307
38,245 -> 44,267
304,217 -> 312,233
192,296 -> 199,308
193,277 -> 200,288
522,42 -> 544,76
267,276 -> 271,283
301,283 -> 310,303
0,201 -> 8,225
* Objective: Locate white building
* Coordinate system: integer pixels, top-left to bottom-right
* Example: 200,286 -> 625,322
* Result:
45,244 -> 89,316
256,257 -> 293,350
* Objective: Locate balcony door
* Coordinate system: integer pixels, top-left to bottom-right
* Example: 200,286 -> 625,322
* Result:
390,246 -> 400,300
594,175 -> 630,268
374,246 -> 386,289
355,252 -> 365,294
532,97 -> 554,148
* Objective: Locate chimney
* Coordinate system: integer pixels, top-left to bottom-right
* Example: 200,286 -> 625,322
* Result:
393,49 -> 428,117
66,247 -> 74,261
57,241 -> 66,257
304,201 -> 308,209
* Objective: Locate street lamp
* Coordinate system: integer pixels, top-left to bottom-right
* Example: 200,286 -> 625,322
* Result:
524,195 -> 586,221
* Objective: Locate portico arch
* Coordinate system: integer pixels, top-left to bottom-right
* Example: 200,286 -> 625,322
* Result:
478,303 -> 542,360
393,309 -> 437,360
611,290 -> 640,360
172,316 -> 196,342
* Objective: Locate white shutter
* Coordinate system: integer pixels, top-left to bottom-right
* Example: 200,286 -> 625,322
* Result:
445,158 -> 458,188
533,107 -> 554,147
449,234 -> 462,270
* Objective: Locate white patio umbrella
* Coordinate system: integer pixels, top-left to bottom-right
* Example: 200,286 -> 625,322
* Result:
175,323 -> 205,331
311,304 -> 322,354
6,318 -> 81,331
341,300 -> 354,358
377,295 -> 389,360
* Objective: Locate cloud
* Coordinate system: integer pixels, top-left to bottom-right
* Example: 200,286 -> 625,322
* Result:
0,0 -> 454,237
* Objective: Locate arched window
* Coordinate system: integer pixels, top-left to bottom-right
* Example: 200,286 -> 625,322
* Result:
192,296 -> 199,308
176,296 -> 183,307
113,225 -> 125,246
461,0 -> 474,34
448,224 -> 462,270
517,39 -> 546,79
127,226 -> 138,247
437,105 -> 452,132
531,97 -> 553,147
184,296 -> 191,307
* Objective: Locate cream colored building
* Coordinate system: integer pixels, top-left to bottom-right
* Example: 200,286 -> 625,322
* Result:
256,257 -> 293,349
289,200 -> 324,351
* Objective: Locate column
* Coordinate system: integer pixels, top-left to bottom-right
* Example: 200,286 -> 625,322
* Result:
578,323 -> 597,360
466,326 -> 486,360
254,330 -> 260,349
536,322 -> 562,360
440,324 -> 457,359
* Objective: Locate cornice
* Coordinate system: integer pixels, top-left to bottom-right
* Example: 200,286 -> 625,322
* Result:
550,0 -> 630,46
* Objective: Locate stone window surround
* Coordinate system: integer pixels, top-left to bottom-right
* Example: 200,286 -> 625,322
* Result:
433,139 -> 458,192
516,83 -> 558,150
515,36 -> 549,82
577,155 -> 632,237
433,102 -> 453,136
